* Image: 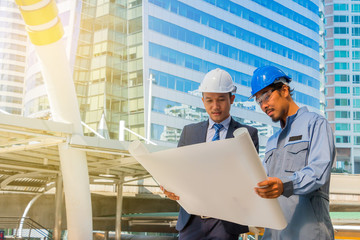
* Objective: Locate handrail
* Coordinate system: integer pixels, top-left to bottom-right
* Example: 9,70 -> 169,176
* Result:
18,217 -> 52,239
0,217 -> 53,239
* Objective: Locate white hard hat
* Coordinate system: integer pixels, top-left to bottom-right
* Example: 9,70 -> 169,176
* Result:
198,68 -> 237,93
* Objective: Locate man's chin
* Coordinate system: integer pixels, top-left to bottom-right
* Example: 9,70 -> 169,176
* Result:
271,116 -> 280,123
211,116 -> 223,122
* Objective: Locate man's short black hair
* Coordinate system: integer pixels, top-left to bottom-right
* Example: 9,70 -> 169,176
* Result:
271,82 -> 294,96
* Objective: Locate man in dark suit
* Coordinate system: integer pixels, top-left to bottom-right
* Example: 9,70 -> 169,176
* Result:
162,68 -> 259,240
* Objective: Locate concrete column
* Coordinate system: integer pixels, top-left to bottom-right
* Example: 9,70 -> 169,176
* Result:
54,174 -> 63,240
115,177 -> 124,240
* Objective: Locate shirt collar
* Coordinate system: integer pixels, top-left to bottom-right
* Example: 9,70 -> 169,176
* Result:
281,106 -> 308,129
208,116 -> 231,130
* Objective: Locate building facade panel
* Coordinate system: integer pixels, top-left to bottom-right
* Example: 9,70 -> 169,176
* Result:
326,0 -> 360,173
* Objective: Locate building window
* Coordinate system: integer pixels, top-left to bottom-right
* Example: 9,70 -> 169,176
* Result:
354,99 -> 360,108
354,63 -> 360,71
335,74 -> 349,82
148,15 -> 319,70
354,75 -> 360,83
293,91 -> 320,108
335,50 -> 349,58
150,69 -> 200,94
336,111 -> 351,118
353,39 -> 360,47
352,4 -> 360,12
335,62 -> 349,69
336,135 -> 350,143
335,39 -> 349,46
334,27 -> 349,34
149,0 -> 319,51
353,15 -> 360,24
334,15 -> 349,22
353,27 -> 360,36
0,95 -> 22,104
152,97 -> 208,122
354,136 -> 360,145
353,51 -> 360,59
354,111 -> 360,120
335,86 -> 350,94
149,42 -> 320,90
354,124 -> 360,132
334,4 -> 349,11
335,99 -> 350,106
336,123 -> 351,131
151,123 -> 182,143
354,87 -> 360,96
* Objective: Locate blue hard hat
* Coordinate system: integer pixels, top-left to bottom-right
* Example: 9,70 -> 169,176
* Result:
250,65 -> 291,98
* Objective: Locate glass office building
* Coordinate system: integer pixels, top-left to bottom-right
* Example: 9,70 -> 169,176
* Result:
19,0 -> 324,158
325,0 -> 360,173
73,0 -> 145,139
143,0 -> 324,155
0,1 -> 27,115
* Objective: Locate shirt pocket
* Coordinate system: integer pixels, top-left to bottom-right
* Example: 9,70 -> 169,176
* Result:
264,150 -> 274,163
284,141 -> 309,172
264,149 -> 275,176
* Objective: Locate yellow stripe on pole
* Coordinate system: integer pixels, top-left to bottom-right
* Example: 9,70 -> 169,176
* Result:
26,18 -> 64,45
15,0 -> 42,6
19,0 -> 58,26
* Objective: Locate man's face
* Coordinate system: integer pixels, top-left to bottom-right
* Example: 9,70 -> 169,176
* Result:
202,92 -> 235,123
254,85 -> 288,123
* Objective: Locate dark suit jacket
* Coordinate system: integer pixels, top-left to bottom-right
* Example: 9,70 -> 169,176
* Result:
175,117 -> 259,235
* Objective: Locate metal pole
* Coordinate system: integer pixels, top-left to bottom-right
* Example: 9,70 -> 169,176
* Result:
54,174 -> 63,240
119,120 -> 125,141
146,74 -> 154,142
115,176 -> 124,240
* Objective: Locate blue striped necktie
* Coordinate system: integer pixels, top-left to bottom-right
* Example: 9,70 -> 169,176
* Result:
212,123 -> 224,141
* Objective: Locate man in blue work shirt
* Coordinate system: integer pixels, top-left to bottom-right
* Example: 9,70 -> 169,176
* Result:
251,65 -> 335,240
162,68 -> 259,240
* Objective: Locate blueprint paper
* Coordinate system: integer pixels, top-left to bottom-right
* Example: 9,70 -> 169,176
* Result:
129,128 -> 287,230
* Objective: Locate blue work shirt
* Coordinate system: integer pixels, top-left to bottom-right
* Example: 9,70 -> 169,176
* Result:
262,107 -> 335,240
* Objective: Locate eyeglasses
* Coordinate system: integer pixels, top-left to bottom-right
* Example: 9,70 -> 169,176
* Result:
255,89 -> 275,106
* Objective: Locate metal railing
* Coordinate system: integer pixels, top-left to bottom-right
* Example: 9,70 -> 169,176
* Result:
0,217 -> 53,239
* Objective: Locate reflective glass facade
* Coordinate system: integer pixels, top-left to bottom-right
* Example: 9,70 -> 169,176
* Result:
325,0 -> 360,173
73,0 -> 145,139
0,0 -> 26,115
13,0 -> 323,160
144,0 -> 323,156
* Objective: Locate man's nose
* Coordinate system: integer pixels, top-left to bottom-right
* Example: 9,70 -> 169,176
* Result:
261,101 -> 269,111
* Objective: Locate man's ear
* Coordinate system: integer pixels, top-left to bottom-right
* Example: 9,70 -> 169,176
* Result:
230,94 -> 235,104
281,85 -> 290,98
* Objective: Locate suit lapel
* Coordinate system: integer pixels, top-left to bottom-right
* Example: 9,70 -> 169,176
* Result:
197,120 -> 209,143
226,118 -> 241,139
